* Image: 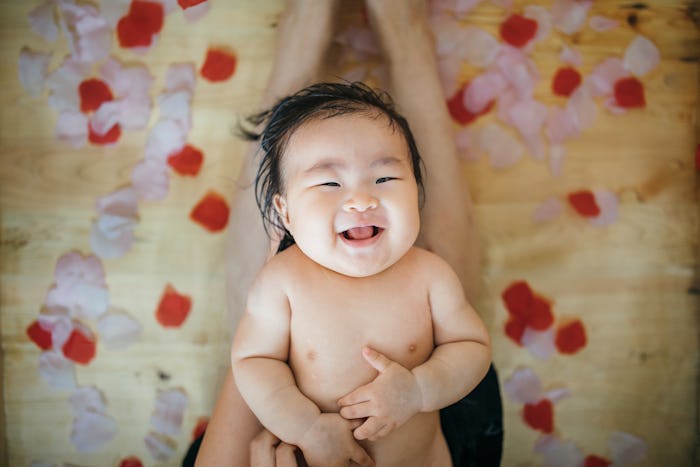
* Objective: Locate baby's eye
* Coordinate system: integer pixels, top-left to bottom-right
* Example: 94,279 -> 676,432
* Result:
375,177 -> 397,184
319,182 -> 340,187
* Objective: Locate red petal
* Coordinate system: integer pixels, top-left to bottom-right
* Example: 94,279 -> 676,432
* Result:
168,144 -> 204,176
117,1 -> 164,48
156,284 -> 192,328
529,295 -> 554,330
447,85 -> 493,125
192,416 -> 209,440
200,48 -> 237,82
555,319 -> 587,354
567,190 -> 601,217
119,456 -> 144,467
500,14 -> 538,48
584,455 -> 611,467
502,280 -> 534,318
88,122 -> 121,145
190,191 -> 230,232
695,143 -> 700,171
79,78 -> 113,113
27,320 -> 53,350
552,67 -> 582,97
178,0 -> 207,8
504,315 -> 527,345
62,328 -> 96,365
523,399 -> 553,433
614,77 -> 646,108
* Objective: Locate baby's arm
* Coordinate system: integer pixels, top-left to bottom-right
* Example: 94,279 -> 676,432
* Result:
339,253 -> 491,441
231,264 -> 373,466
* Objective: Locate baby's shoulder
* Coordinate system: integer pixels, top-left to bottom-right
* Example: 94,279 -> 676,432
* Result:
404,246 -> 453,271
255,245 -> 312,284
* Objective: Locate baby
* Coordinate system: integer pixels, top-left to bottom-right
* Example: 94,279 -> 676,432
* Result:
231,82 -> 491,467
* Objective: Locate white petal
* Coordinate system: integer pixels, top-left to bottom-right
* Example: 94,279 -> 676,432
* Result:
144,432 -> 177,461
100,58 -> 154,100
90,101 -> 121,136
583,57 -> 629,97
55,111 -> 87,147
69,386 -> 106,414
609,431 -> 648,465
534,434 -> 585,467
522,326 -> 556,360
503,367 -> 542,404
464,71 -> 507,114
28,1 -> 59,42
19,47 -> 52,97
57,0 -> 111,63
95,186 -> 139,218
158,90 -> 192,133
97,311 -> 142,350
533,197 -> 564,223
548,144 -> 567,178
567,88 -> 597,131
455,127 -> 483,162
165,63 -> 197,94
37,310 -> 73,351
551,0 -> 593,35
150,388 -> 189,436
588,189 -> 619,227
480,123 -> 524,170
589,15 -> 619,32
131,158 -> 170,201
144,119 -> 187,163
559,45 -> 582,66
100,0 -> 130,28
494,46 -> 539,98
54,250 -> 106,287
457,27 -> 500,68
524,5 -> 552,44
545,106 -> 578,145
71,410 -> 118,452
46,57 -> 90,112
90,216 -> 135,259
623,35 -> 660,78
38,350 -> 77,390
543,387 -> 571,404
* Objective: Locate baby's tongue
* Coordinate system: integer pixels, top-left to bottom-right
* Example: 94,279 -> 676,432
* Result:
345,226 -> 374,240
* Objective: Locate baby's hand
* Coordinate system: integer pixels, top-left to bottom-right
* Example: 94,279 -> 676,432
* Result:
337,346 -> 423,441
298,413 -> 374,467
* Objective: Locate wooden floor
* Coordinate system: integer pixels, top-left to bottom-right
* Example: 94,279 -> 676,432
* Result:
1,0 -> 698,465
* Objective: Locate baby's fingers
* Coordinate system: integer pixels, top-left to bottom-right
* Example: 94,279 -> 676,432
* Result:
353,417 -> 386,441
339,400 -> 373,420
338,386 -> 371,408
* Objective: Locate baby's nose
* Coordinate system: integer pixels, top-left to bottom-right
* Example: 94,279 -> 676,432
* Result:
342,193 -> 378,212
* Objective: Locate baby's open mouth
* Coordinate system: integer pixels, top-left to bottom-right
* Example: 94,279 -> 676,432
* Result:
341,226 -> 383,241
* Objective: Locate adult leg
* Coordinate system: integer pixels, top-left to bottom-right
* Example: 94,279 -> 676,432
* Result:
364,2 -> 502,466
193,2 -> 338,466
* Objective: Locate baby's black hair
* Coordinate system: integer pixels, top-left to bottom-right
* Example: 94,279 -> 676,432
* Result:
241,81 -> 425,252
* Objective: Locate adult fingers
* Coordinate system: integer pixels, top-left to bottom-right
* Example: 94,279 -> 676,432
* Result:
250,429 -> 280,467
349,442 -> 375,467
275,442 -> 298,467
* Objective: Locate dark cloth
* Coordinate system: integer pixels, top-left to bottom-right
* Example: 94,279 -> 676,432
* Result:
183,363 -> 503,467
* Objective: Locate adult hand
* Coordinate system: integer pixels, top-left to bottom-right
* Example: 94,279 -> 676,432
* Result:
337,346 -> 423,441
250,428 -> 301,467
298,413 -> 374,467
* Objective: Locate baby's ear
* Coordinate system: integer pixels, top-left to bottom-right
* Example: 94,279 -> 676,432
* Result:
273,194 -> 291,229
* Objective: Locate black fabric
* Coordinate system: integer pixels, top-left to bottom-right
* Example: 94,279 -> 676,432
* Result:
183,363 -> 503,467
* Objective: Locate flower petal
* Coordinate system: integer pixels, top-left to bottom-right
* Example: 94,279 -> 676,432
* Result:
151,388 -> 189,436
18,47 -> 52,97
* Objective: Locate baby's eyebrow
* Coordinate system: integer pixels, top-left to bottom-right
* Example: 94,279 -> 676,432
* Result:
370,156 -> 405,168
304,159 -> 345,174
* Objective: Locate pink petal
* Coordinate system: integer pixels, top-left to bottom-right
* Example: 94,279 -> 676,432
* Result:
131,158 -> 170,201
559,45 -> 582,66
96,186 -> 139,218
144,432 -> 177,461
623,35 -> 660,78
542,387 -> 571,404
97,311 -> 142,350
457,27 -> 501,68
524,5 -> 552,44
584,57 -> 629,97
165,63 -> 197,93
480,123 -> 524,170
551,0 -> 593,35
145,119 -> 187,163
90,214 -> 137,259
455,127 -> 483,162
37,309 -> 73,352
90,101 -> 121,136
55,111 -> 87,147
182,0 -> 210,22
119,94 -> 153,130
464,71 -> 507,114
19,47 -> 52,97
534,434 -> 585,467
567,88 -> 597,131
609,431 -> 648,465
38,350 -> 77,390
506,97 -> 548,159
28,0 -> 59,42
545,106 -> 578,145
588,189 -> 619,227
533,197 -> 564,223
548,144 -> 567,177
503,367 -> 542,404
589,15 -> 619,32
71,410 -> 118,452
100,0 -> 131,28
99,58 -> 154,100
522,326 -> 556,360
54,250 -> 106,287
494,46 -> 540,98
151,388 -> 189,436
